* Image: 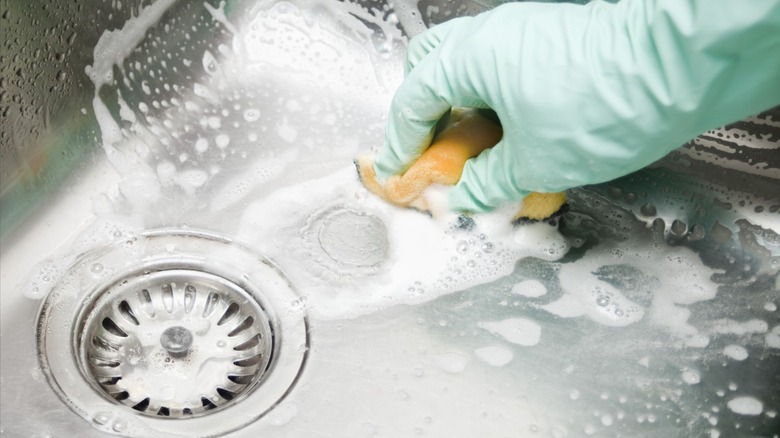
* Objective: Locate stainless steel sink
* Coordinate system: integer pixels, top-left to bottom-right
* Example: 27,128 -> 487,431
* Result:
1,0 -> 778,437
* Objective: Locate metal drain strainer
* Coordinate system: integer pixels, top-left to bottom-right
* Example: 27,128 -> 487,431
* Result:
83,270 -> 273,418
37,230 -> 309,437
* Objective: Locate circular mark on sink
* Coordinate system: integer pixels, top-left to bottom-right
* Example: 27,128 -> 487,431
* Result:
318,208 -> 387,267
37,229 -> 309,437
302,205 -> 388,277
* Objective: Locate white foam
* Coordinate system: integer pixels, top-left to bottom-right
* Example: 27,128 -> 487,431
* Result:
202,50 -> 219,76
550,264 -> 644,327
727,396 -> 763,416
204,0 -> 240,38
477,318 -> 542,347
195,137 -> 209,153
242,1 -> 401,102
474,346 -> 514,367
539,240 -> 719,334
173,169 -> 210,195
86,0 -> 178,148
511,279 -> 547,298
210,149 -> 298,212
684,334 -> 710,348
215,133 -> 230,149
277,117 -> 298,143
21,258 -> 64,299
235,167 -> 569,319
722,345 -> 748,361
434,352 -> 469,374
681,368 -> 700,385
711,319 -> 769,335
766,325 -> 780,349
513,223 -> 570,261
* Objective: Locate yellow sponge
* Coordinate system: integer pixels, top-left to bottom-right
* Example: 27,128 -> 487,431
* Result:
356,109 -> 566,221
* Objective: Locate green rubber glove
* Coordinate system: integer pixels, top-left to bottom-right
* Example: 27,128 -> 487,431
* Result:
375,0 -> 780,212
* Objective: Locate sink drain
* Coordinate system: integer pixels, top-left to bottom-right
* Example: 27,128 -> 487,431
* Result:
82,270 -> 274,418
37,230 -> 309,437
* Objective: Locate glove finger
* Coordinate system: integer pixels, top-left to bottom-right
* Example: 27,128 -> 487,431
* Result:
376,48 -> 492,180
374,72 -> 450,179
404,18 -> 467,76
376,16 -> 489,180
447,139 -> 531,212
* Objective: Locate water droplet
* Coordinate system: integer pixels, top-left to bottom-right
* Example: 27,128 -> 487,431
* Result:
671,219 -> 688,236
216,134 -> 230,149
91,263 -> 104,273
112,419 -> 127,433
243,108 -> 260,122
456,240 -> 469,254
202,50 -> 219,75
93,413 -> 110,425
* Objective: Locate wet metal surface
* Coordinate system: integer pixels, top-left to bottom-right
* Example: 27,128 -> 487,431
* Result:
1,0 -> 778,437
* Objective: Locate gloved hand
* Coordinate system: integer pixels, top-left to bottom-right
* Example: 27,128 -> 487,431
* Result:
375,0 -> 780,213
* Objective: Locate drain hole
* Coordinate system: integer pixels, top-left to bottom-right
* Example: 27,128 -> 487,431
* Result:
228,374 -> 255,385
216,387 -> 237,401
99,376 -> 121,385
228,316 -> 254,337
233,334 -> 261,351
201,397 -> 218,411
132,397 -> 151,412
162,283 -> 174,313
90,356 -> 121,368
92,335 -> 119,352
39,234 -> 309,428
203,291 -> 219,317
184,285 -> 196,313
234,353 -> 263,367
139,289 -> 155,317
118,301 -> 140,326
217,302 -> 240,326
101,317 -> 128,337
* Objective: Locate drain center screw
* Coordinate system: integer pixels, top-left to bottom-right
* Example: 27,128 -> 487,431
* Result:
160,326 -> 194,356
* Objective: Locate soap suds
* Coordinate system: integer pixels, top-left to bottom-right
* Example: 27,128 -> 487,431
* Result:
474,346 -> 514,367
236,167 -> 569,319
86,0 -> 178,148
727,396 -> 763,416
722,345 -> 748,361
511,279 -> 547,298
434,352 -> 470,374
765,325 -> 780,349
540,240 -> 719,334
477,318 -> 542,347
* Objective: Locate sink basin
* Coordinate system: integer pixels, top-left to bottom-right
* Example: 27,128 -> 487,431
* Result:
1,0 -> 778,437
